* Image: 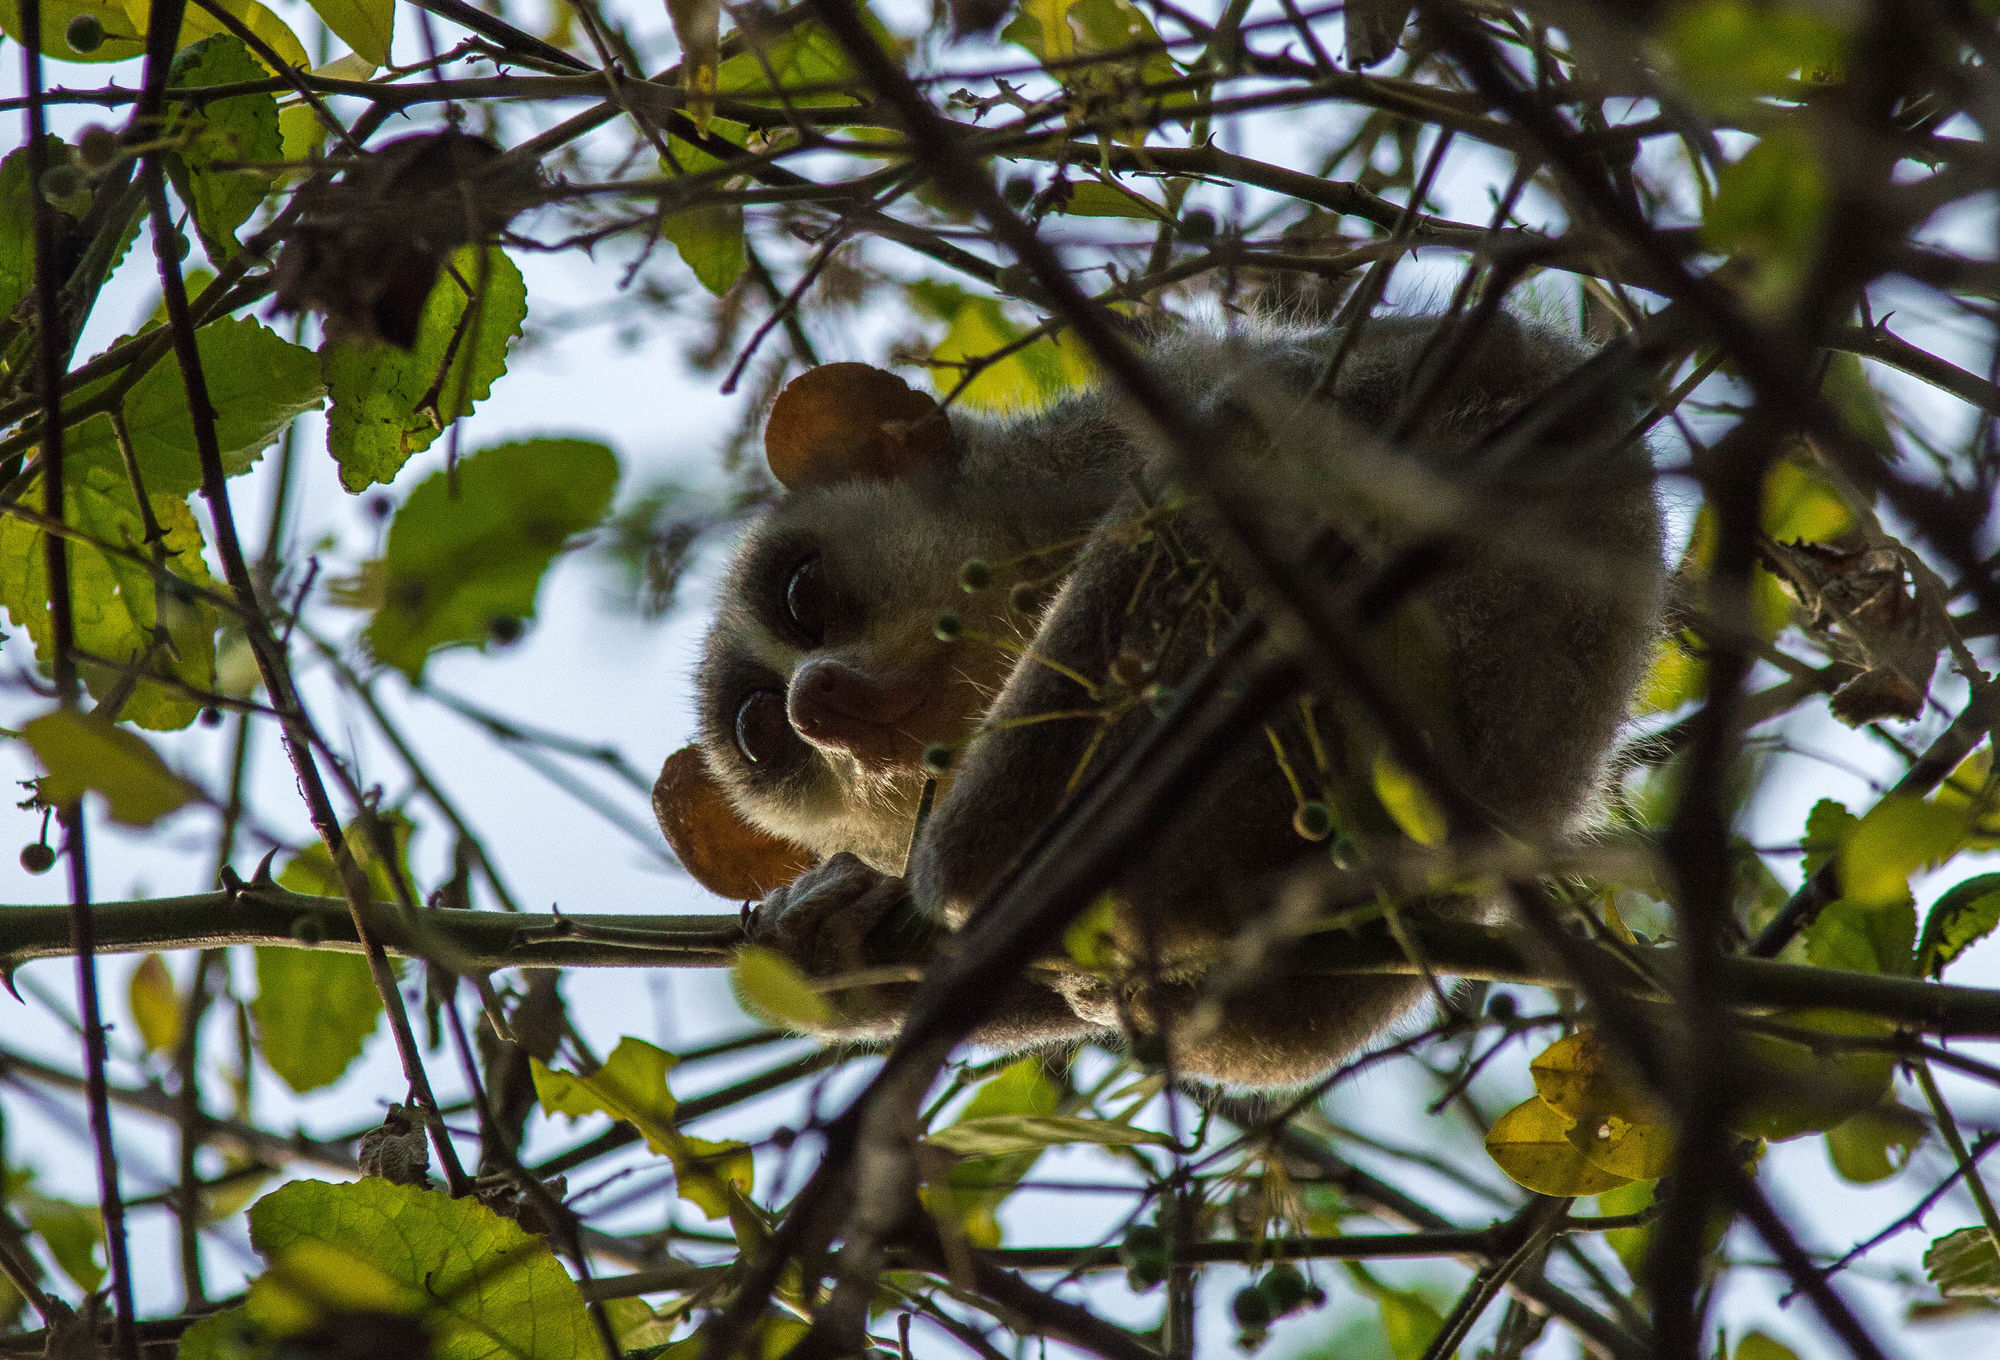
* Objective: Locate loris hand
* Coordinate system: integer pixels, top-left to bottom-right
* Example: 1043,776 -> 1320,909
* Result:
748,852 -> 917,982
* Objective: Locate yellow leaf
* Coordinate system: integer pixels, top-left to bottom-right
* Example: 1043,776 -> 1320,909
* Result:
1485,1095 -> 1634,1196
25,709 -> 199,825
1529,1031 -> 1674,1180
1840,793 -> 1966,907
302,0 -> 391,67
1371,752 -> 1446,846
128,954 -> 181,1053
665,0 -> 720,131
120,0 -> 311,71
730,946 -> 832,1031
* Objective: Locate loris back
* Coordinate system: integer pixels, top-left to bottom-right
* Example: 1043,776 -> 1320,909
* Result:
659,312 -> 1666,1087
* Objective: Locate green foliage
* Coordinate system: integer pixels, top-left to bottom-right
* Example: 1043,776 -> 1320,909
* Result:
22,709 -> 198,822
1823,1101 -> 1926,1183
1735,1333 -> 1803,1360
325,247 -> 528,491
63,316 -> 325,496
1663,0 -> 1850,113
731,945 -> 833,1030
1918,872 -> 2000,977
15,1183 -> 105,1292
304,0 -> 392,66
918,286 -> 1093,412
0,0 -> 143,62
1343,1263 -> 1453,1360
1925,1226 -> 2000,1299
1735,1010 -> 1895,1141
0,142 -> 50,323
533,1036 -> 755,1220
1839,793 -> 1968,907
232,1178 -> 607,1359
360,438 -> 619,679
128,952 -> 181,1052
1800,798 -> 1856,876
1703,128 -> 1827,313
925,1058 -> 1060,1247
1804,893 -> 1917,977
249,814 -> 413,1092
167,37 -> 282,259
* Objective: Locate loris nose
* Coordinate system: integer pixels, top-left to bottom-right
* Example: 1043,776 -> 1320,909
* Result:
787,657 -> 926,765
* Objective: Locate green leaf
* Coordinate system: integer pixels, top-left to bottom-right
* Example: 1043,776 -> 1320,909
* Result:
1703,128 -> 1828,314
361,438 -> 617,679
128,953 -> 181,1052
532,1036 -> 754,1220
730,946 -> 833,1031
1804,895 -> 1917,977
325,245 -> 528,491
662,203 -> 745,296
162,0 -> 313,72
1595,1177 -> 1657,1279
23,709 -> 198,823
0,142 -> 49,322
1056,180 -> 1172,222
1824,1101 -> 1926,1184
0,466 -> 222,729
1735,1009 -> 1895,1141
277,809 -> 414,901
1918,872 -> 2000,977
1344,1264 -> 1452,1360
1925,1225 -> 2000,1299
1634,633 -> 1706,716
1664,0 -> 1849,113
931,295 -> 1092,414
714,18 -> 866,108
244,1179 -> 608,1359
19,1190 -> 104,1292
304,0 -> 391,65
1736,1333 -> 1802,1360
64,316 -> 325,496
0,0 -> 144,62
927,1059 -> 1060,1248
1371,751 -> 1446,846
1840,793 -> 1967,907
167,37 -> 281,259
927,1114 -> 1172,1159
252,948 -> 383,1093
1801,797 -> 1857,876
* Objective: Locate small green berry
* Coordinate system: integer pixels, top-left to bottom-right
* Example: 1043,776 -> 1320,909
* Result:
19,843 -> 56,875
1181,208 -> 1217,242
921,744 -> 954,774
290,914 -> 325,946
487,615 -> 524,644
1007,581 -> 1039,614
1328,831 -> 1359,870
198,706 -> 223,728
39,163 -> 86,203
1261,1263 -> 1309,1313
1291,801 -> 1333,842
65,12 -> 105,52
933,611 -> 963,641
1002,175 -> 1035,209
1147,684 -> 1176,718
1486,991 -> 1518,1022
77,125 -> 119,168
957,558 -> 992,592
1231,1285 -> 1273,1329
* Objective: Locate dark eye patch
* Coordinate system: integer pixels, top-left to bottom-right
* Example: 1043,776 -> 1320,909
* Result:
734,689 -> 795,766
784,556 -> 830,646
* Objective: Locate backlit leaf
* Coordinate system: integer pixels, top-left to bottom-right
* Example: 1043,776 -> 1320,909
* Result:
1736,1333 -> 1802,1360
325,246 -> 527,491
167,37 -> 281,259
1485,1094 -> 1633,1196
927,1114 -> 1172,1158
129,953 -> 181,1052
1529,1030 -> 1674,1180
0,0 -> 142,62
62,316 -> 324,496
1664,0 -> 1849,113
304,0 -> 391,66
1824,1101 -> 1926,1183
662,203 -> 745,297
0,466 -> 221,729
1841,793 -> 1967,907
1372,752 -> 1446,846
533,1036 -> 753,1219
731,945 -> 833,1030
243,1178 -> 607,1358
19,1190 -> 104,1292
1735,1009 -> 1894,1140
1805,894 -> 1917,977
1926,1226 -> 2000,1298
1918,872 -> 2000,977
928,1059 -> 1060,1248
24,709 -> 198,823
1801,798 -> 1856,876
251,947 -> 381,1093
361,438 -> 618,680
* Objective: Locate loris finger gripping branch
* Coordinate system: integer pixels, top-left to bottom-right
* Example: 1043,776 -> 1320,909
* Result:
655,314 -> 1666,1089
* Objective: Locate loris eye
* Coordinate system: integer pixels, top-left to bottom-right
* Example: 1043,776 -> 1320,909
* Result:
784,556 -> 830,645
734,689 -> 794,765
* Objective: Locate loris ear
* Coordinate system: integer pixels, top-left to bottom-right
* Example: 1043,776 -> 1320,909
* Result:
654,747 -> 815,899
765,362 -> 953,489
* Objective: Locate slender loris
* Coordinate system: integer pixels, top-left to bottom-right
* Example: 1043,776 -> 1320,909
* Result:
656,312 -> 1665,1087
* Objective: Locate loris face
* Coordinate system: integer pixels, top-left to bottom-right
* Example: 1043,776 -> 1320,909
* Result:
695,475 -> 1026,874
